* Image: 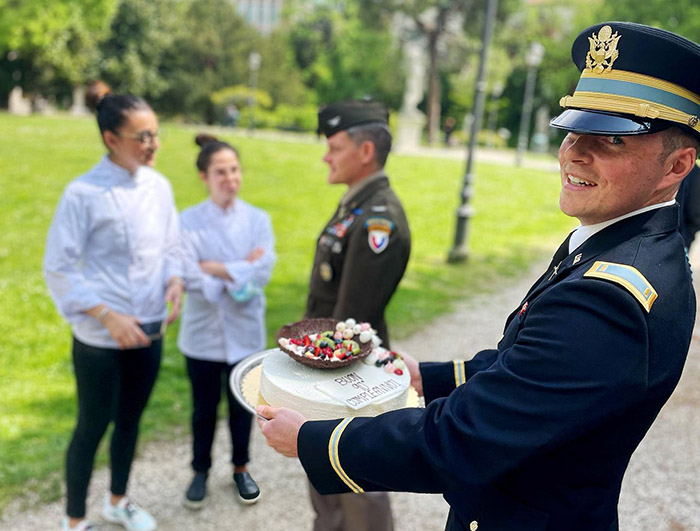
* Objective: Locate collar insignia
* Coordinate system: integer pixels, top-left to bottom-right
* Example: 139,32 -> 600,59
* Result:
585,25 -> 621,73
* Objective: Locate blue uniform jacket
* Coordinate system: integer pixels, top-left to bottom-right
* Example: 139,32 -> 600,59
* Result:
297,206 -> 695,531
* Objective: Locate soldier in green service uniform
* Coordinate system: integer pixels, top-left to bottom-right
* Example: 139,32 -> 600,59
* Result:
305,100 -> 411,349
304,100 -> 411,531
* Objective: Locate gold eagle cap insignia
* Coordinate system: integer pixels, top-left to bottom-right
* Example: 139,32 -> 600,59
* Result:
585,25 -> 621,73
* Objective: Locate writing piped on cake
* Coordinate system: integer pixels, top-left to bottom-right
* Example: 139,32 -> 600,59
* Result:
315,367 -> 407,410
278,318 -> 378,362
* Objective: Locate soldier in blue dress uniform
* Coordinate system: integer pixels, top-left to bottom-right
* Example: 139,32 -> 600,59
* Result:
258,22 -> 700,530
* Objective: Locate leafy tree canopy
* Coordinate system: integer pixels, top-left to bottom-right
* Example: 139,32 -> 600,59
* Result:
156,0 -> 261,122
287,0 -> 404,109
98,0 -> 184,99
0,0 -> 117,85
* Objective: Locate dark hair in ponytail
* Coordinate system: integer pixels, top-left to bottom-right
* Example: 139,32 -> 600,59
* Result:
85,80 -> 151,135
195,133 -> 239,172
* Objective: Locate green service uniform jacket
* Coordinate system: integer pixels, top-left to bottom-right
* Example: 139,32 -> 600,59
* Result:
305,174 -> 410,347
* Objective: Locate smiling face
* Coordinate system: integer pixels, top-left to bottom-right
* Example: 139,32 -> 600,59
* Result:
557,132 -> 680,225
105,109 -> 159,172
201,148 -> 242,208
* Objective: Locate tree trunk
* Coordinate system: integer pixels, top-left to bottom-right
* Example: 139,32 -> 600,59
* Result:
425,7 -> 447,145
426,30 -> 440,144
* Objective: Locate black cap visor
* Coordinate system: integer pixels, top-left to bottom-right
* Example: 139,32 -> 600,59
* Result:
550,109 -> 672,136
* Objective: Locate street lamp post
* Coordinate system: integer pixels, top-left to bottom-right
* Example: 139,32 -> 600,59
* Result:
515,42 -> 545,166
448,0 -> 498,263
247,51 -> 262,133
486,81 -> 504,148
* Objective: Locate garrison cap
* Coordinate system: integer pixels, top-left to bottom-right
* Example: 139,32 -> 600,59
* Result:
317,100 -> 389,138
550,22 -> 700,139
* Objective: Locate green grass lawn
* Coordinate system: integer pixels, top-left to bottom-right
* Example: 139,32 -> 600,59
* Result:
0,112 -> 574,511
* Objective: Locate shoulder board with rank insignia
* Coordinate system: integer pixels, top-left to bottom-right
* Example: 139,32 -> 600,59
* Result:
583,261 -> 657,312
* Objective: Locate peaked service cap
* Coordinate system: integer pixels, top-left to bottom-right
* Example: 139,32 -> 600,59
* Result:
317,100 -> 389,138
550,21 -> 700,139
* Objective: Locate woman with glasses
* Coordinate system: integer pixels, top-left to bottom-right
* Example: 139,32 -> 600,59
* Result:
44,80 -> 184,531
178,134 -> 275,509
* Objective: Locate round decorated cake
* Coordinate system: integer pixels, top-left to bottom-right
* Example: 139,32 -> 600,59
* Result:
260,347 -> 411,421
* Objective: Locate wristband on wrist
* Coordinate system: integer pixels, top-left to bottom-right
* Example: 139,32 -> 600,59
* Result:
97,307 -> 110,323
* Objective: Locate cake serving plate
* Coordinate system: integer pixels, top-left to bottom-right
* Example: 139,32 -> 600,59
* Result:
230,349 -> 273,418
229,348 -> 421,419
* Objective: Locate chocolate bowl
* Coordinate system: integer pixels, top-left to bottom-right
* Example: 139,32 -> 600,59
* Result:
276,317 -> 373,369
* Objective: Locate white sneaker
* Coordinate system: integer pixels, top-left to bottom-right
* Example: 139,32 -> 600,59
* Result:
61,518 -> 94,531
101,494 -> 157,531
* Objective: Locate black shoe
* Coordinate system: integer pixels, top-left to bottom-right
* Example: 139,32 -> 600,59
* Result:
233,472 -> 261,505
183,471 -> 208,510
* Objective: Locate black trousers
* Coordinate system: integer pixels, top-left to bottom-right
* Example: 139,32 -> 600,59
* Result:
186,357 -> 253,472
66,337 -> 161,518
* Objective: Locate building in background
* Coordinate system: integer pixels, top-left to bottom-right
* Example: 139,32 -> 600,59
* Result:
236,0 -> 284,34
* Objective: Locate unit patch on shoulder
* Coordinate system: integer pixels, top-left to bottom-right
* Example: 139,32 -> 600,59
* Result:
365,217 -> 394,254
583,261 -> 657,312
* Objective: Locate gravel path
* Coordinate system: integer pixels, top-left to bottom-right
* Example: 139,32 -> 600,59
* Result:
3,255 -> 699,531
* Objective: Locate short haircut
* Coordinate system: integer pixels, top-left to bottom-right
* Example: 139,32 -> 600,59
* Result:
659,126 -> 700,163
345,122 -> 393,168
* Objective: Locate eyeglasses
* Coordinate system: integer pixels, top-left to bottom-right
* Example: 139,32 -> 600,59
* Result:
118,129 -> 160,145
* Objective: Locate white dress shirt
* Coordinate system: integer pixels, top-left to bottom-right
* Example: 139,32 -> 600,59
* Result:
177,198 -> 276,364
43,156 -> 183,348
569,199 -> 678,252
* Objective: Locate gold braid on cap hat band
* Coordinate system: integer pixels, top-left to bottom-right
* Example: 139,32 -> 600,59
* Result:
560,92 -> 700,133
584,69 -> 700,103
560,69 -> 700,132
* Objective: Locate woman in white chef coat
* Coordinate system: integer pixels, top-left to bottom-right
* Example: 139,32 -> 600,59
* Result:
44,81 -> 184,531
178,134 -> 275,508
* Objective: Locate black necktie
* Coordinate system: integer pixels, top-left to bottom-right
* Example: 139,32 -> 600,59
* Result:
505,231 -> 574,330
546,232 -> 573,280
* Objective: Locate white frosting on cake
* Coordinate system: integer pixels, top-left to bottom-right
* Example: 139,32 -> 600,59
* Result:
260,349 -> 410,420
